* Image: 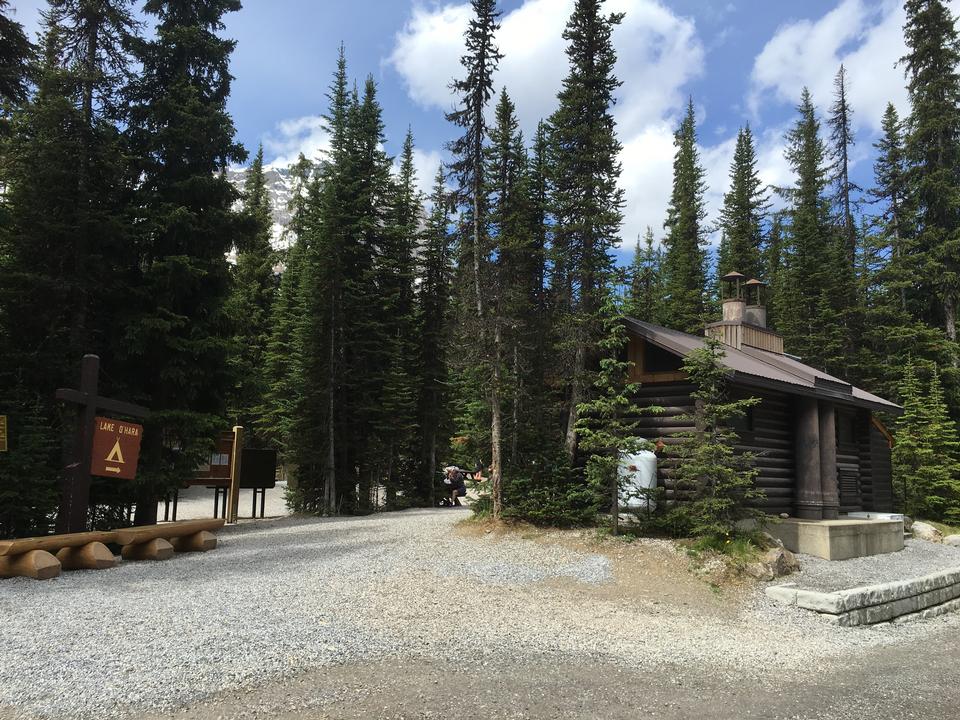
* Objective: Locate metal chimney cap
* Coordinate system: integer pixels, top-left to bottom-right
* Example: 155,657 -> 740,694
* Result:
745,278 -> 766,287
721,271 -> 746,281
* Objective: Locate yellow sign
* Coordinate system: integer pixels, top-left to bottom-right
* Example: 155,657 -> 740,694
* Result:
105,439 -> 125,466
0,415 -> 6,452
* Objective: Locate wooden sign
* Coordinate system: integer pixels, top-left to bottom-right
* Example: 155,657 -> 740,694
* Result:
0,415 -> 7,452
90,416 -> 143,480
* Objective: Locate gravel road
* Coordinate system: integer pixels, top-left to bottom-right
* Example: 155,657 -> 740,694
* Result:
1,509 -> 958,720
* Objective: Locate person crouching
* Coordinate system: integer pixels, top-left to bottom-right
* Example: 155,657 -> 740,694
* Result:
443,466 -> 468,506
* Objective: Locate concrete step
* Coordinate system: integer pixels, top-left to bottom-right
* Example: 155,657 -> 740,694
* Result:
767,566 -> 960,626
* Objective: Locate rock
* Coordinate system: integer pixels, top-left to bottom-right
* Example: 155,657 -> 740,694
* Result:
778,513 -> 790,519
902,515 -> 914,531
911,521 -> 943,543
944,534 -> 960,547
760,531 -> 785,549
763,546 -> 800,577
744,547 -> 799,581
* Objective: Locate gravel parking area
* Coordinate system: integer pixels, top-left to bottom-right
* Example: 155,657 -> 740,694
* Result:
777,539 -> 960,593
1,509 -> 958,720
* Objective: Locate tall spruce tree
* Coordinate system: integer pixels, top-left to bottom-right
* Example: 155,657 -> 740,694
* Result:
893,359 -> 960,522
0,1 -> 32,112
549,0 -> 625,464
661,99 -> 708,334
124,0 -> 245,524
776,88 -> 844,372
718,125 -> 767,281
0,10 -> 136,532
260,154 -> 311,456
226,144 -> 277,441
626,227 -> 664,322
828,65 -> 859,268
415,167 -> 454,504
446,0 -> 501,327
902,0 -> 960,345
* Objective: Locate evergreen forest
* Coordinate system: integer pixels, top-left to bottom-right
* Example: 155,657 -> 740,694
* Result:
3,0 -> 960,539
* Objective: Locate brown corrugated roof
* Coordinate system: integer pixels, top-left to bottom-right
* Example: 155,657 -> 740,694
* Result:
623,317 -> 902,415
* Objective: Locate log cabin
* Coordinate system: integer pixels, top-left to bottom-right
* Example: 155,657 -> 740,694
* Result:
623,274 -> 901,521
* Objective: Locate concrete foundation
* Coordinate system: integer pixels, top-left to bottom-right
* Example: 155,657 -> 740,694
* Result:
766,518 -> 904,561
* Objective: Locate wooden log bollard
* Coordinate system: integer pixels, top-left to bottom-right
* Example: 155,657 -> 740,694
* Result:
56,542 -> 117,571
170,531 -> 217,553
0,550 -> 62,580
121,537 -> 174,561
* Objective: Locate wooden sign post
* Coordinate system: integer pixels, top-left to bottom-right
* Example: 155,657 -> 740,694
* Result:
226,426 -> 243,524
55,355 -> 149,534
0,415 -> 7,453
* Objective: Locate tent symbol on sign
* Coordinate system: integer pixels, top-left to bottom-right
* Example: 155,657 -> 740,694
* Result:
104,439 -> 125,473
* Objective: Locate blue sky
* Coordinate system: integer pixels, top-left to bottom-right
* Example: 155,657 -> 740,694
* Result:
11,0 -> 954,249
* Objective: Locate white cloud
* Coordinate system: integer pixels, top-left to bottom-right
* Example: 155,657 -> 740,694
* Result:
388,0 -> 705,244
263,115 -> 331,170
749,0 -> 960,133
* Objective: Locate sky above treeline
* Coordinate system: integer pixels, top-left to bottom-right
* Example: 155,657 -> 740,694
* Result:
11,0 -> 957,252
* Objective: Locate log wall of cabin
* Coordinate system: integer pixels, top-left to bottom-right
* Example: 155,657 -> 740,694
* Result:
630,381 -> 796,515
730,387 -> 796,516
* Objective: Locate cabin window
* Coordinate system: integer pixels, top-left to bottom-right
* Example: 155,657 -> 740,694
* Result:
837,412 -> 857,445
644,343 -> 682,373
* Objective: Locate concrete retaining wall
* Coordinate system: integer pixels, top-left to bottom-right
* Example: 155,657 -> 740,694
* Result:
766,566 -> 960,626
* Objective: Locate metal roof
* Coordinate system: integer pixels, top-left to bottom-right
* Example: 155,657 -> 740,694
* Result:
623,317 -> 902,415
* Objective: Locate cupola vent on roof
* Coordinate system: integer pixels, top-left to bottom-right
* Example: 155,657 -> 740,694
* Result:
706,272 -> 784,354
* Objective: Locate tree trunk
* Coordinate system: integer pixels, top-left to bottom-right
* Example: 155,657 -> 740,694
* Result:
491,322 -> 504,521
564,341 -> 586,464
510,343 -> 520,465
324,302 -> 337,514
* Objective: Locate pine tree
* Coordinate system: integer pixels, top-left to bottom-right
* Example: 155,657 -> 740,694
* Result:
776,88 -> 844,372
226,144 -> 277,441
260,154 -> 312,456
124,0 -> 245,524
902,0 -> 960,344
576,290 -> 652,535
378,128 -> 421,504
0,13 -> 137,531
0,1 -> 32,113
415,166 -> 454,504
665,336 -> 764,539
893,359 -> 960,522
718,125 -> 767,281
828,65 -> 859,268
549,0 -> 625,464
661,98 -> 708,334
445,0 -> 503,515
626,227 -> 664,321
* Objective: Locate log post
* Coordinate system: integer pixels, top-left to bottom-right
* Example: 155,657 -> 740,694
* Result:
819,402 -> 840,520
0,550 -> 62,580
170,531 -> 217,553
794,397 -> 823,519
121,538 -> 174,561
56,542 -> 117,571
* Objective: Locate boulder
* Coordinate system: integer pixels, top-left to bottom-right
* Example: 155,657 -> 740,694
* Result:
902,515 -> 914,532
911,521 -> 943,543
944,535 -> 960,547
745,547 -> 799,581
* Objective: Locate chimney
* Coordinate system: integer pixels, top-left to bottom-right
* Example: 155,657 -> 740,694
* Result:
744,278 -> 768,327
706,272 -> 784,354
